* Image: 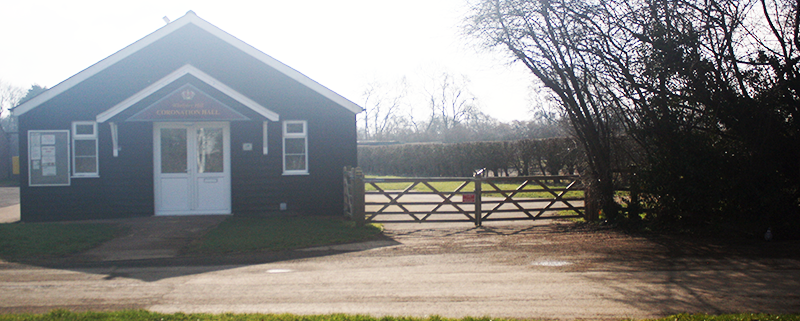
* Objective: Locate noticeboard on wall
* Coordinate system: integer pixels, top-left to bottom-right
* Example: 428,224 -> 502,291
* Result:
28,130 -> 70,187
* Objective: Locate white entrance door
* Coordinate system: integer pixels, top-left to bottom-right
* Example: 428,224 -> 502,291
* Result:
154,122 -> 231,215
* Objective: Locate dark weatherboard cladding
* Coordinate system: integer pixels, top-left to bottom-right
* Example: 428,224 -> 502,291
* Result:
13,11 -> 361,222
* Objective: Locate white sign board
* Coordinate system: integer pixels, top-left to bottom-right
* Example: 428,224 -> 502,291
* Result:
28,130 -> 70,186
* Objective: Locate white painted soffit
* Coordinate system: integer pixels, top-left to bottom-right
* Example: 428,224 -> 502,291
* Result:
96,64 -> 279,123
13,10 -> 363,117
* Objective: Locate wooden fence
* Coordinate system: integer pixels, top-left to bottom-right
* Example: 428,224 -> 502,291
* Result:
344,167 -> 585,226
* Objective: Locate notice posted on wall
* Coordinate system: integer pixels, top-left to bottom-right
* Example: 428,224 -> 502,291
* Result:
30,132 -> 41,160
41,134 -> 56,145
40,146 -> 57,176
28,130 -> 70,186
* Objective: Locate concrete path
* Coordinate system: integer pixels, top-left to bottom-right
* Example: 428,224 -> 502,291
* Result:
79,215 -> 229,261
0,185 -> 225,261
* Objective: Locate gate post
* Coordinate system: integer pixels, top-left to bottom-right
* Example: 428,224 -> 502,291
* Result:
353,167 -> 366,226
343,166 -> 351,218
474,169 -> 483,227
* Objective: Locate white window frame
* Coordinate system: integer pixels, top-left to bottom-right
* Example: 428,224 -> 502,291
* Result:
282,120 -> 308,175
71,121 -> 99,177
268,121 -> 269,155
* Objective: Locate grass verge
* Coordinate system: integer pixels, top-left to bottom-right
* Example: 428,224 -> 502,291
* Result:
187,215 -> 383,254
0,311 -> 798,321
558,210 -> 586,223
0,223 -> 125,260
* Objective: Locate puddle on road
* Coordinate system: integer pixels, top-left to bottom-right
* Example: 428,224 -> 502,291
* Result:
531,260 -> 572,267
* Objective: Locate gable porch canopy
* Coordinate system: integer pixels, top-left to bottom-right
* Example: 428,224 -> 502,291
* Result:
96,64 -> 278,123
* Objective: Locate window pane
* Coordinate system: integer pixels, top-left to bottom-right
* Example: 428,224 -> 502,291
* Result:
160,128 -> 187,174
284,138 -> 306,154
74,140 -> 96,157
197,127 -> 223,173
75,124 -> 94,136
285,155 -> 306,171
74,157 -> 97,174
285,123 -> 304,134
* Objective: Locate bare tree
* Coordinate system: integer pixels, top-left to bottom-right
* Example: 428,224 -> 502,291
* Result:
358,70 -> 563,143
359,77 -> 409,141
422,71 -> 481,139
0,80 -> 25,118
0,80 -> 25,136
466,0 -> 622,220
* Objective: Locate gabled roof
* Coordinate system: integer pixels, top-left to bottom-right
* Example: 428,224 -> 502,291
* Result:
13,10 -> 363,117
96,64 -> 280,122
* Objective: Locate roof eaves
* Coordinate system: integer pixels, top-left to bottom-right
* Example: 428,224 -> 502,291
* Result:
12,13 -> 196,117
13,11 -> 363,117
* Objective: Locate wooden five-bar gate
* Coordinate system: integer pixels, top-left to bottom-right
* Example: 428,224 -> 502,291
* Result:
343,167 -> 585,226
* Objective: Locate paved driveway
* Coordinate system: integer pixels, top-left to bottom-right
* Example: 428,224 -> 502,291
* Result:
1,220 -> 799,319
0,187 -> 19,223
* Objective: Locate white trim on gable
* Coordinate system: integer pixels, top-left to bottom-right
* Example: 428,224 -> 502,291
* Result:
13,10 -> 363,117
96,64 -> 279,123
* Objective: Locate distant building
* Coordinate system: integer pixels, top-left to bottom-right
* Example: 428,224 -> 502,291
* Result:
12,11 -> 361,222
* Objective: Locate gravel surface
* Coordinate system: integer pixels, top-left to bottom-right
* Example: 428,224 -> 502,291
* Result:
2,220 -> 799,318
379,221 -> 800,272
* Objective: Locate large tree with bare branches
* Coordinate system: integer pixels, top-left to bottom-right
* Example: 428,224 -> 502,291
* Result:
467,0 -> 800,233
466,0 -> 624,221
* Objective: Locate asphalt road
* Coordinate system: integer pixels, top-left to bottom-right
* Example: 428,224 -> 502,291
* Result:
0,187 -> 19,208
1,221 -> 799,319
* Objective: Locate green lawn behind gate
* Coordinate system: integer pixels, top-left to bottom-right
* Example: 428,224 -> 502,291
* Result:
365,176 -> 584,199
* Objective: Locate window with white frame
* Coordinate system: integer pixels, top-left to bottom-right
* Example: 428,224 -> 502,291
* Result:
268,122 -> 269,155
72,121 -> 98,176
282,120 -> 308,175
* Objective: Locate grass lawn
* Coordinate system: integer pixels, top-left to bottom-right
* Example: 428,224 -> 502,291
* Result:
0,215 -> 380,260
365,177 -> 584,199
0,311 -> 797,321
0,223 -> 125,260
187,215 -> 383,254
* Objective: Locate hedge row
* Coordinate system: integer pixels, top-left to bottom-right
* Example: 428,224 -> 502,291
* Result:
357,138 -> 581,177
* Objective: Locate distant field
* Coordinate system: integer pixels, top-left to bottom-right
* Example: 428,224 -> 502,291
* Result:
364,176 -> 583,199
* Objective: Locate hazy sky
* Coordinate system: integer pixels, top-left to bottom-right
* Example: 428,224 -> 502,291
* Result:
0,0 -> 537,122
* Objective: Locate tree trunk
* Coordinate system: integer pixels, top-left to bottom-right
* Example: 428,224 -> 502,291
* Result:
584,168 -> 617,222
